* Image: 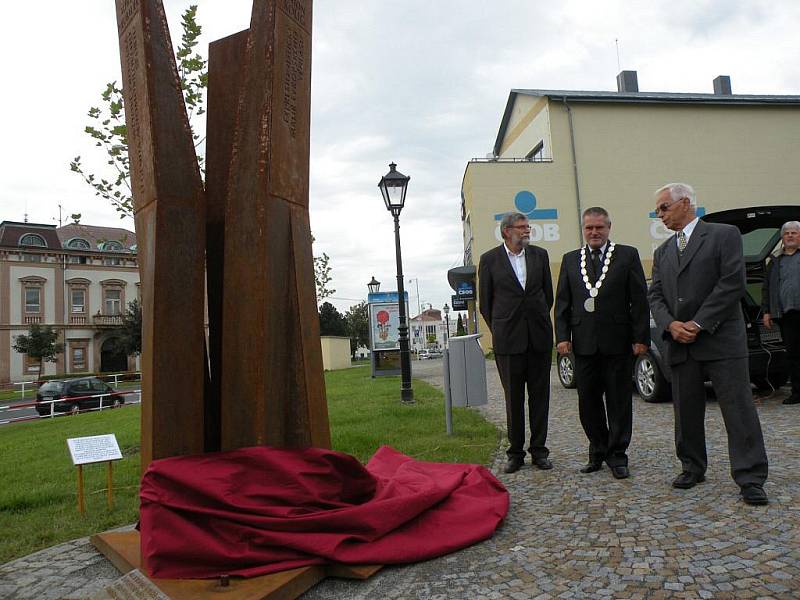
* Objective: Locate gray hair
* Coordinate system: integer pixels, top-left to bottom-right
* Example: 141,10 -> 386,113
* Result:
781,221 -> 800,235
655,182 -> 697,208
499,212 -> 528,231
582,206 -> 611,225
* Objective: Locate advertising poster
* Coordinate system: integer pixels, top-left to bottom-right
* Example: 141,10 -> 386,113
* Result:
369,302 -> 401,350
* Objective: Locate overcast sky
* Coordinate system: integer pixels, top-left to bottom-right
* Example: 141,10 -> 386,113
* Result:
1,1 -> 799,316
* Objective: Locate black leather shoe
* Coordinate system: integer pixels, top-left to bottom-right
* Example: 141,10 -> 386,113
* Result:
611,465 -> 630,479
533,457 -> 553,470
580,461 -> 603,474
672,471 -> 705,489
741,483 -> 768,505
503,458 -> 524,474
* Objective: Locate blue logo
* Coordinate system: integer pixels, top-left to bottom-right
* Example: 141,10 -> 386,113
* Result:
494,191 -> 558,222
456,281 -> 475,300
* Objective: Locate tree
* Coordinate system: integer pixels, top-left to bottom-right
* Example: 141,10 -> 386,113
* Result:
113,299 -> 143,357
344,301 -> 369,358
70,5 -> 207,219
426,333 -> 437,347
456,314 -> 466,336
318,302 -> 347,336
71,4 -> 335,299
13,324 -> 64,381
311,235 -> 335,303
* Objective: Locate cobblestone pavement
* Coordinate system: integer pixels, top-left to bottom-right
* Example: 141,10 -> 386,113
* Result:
2,359 -> 798,599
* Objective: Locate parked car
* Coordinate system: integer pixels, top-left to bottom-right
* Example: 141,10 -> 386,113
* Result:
418,349 -> 443,360
35,377 -> 125,416
558,206 -> 792,402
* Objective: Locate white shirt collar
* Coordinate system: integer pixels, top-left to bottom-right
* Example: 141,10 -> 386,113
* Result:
677,217 -> 700,244
586,242 -> 609,255
505,243 -> 525,258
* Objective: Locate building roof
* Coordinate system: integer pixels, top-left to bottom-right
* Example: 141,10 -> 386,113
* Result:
410,308 -> 443,323
0,221 -> 62,249
57,223 -> 137,252
494,88 -> 800,156
0,221 -> 137,252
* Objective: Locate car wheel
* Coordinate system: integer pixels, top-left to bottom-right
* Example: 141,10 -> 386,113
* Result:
635,353 -> 671,403
69,404 -> 80,416
112,397 -> 122,409
557,353 -> 576,389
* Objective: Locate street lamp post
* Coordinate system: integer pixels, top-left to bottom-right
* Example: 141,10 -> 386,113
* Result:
367,276 -> 380,294
443,303 -> 450,346
378,162 -> 413,404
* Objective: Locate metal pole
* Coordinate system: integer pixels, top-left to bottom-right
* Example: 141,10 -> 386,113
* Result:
393,213 -> 414,404
443,347 -> 453,434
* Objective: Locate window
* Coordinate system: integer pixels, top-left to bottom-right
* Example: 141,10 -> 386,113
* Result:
425,325 -> 437,336
20,233 -> 47,247
25,354 -> 40,373
72,348 -> 86,370
105,289 -> 122,315
71,289 -> 86,313
102,241 -> 124,251
525,140 -> 545,161
22,253 -> 42,263
67,238 -> 91,250
103,256 -> 122,266
68,255 -> 88,264
25,287 -> 41,313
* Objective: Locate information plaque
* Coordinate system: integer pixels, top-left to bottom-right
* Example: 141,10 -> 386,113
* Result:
67,434 -> 123,466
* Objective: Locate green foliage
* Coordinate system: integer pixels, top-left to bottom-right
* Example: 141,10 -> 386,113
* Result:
0,369 -> 498,563
319,302 -> 347,336
456,314 -> 466,336
112,299 -> 142,357
70,5 -> 207,219
426,333 -> 437,346
344,301 -> 369,357
12,324 -> 64,380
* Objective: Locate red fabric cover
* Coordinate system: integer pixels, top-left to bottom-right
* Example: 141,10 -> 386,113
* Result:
139,445 -> 508,579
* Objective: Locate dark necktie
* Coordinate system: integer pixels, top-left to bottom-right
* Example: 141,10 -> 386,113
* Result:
591,249 -> 602,282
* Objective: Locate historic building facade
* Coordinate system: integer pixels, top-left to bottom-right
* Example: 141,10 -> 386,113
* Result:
0,221 -> 140,382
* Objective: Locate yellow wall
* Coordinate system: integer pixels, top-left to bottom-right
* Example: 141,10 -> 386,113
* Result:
464,96 -> 800,351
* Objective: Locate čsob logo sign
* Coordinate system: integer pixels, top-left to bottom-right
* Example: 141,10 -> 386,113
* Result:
456,281 -> 474,300
494,191 -> 560,242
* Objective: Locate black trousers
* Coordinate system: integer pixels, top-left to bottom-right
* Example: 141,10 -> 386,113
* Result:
778,310 -> 800,396
671,355 -> 768,486
574,352 -> 633,467
495,350 -> 551,460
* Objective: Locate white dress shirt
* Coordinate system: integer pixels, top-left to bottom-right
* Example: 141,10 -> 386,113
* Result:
676,217 -> 700,249
505,244 -> 526,289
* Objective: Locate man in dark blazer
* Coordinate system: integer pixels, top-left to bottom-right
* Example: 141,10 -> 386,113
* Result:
479,212 -> 554,474
648,182 -> 769,505
555,207 -> 650,479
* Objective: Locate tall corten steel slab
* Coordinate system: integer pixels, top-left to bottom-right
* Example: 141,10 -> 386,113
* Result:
204,29 -> 249,453
115,0 -> 207,470
221,0 -> 330,451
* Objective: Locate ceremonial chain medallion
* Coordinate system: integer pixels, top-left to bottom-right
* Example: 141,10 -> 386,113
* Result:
580,242 -> 615,313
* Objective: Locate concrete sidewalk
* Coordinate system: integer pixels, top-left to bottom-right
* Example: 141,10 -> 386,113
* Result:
1,359 -> 798,599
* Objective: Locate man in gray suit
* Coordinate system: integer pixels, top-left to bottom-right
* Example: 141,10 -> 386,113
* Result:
648,183 -> 769,505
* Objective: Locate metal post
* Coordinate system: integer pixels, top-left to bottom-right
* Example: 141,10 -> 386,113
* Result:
443,347 -> 453,434
393,214 -> 414,404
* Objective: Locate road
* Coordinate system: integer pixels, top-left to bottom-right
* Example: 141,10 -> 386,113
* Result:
0,390 -> 141,425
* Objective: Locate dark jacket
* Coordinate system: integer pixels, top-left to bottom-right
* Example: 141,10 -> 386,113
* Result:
478,243 -> 554,354
555,243 -> 650,355
648,221 -> 748,365
762,252 -> 790,319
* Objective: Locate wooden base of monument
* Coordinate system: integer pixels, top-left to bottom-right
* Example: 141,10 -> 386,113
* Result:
91,531 -> 381,600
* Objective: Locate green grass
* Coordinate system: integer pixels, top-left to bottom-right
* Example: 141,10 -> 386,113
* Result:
0,368 -> 498,564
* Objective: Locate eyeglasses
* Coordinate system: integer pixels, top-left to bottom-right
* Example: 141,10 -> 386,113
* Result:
508,224 -> 531,231
655,197 -> 686,215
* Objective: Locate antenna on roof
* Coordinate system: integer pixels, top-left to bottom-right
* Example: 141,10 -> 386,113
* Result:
615,38 -> 621,72
24,201 -> 28,223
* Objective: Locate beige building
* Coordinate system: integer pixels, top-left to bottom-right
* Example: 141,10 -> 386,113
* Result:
462,72 -> 800,350
0,221 -> 140,382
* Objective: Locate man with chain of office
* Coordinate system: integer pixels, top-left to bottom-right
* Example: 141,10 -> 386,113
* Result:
555,206 -> 650,478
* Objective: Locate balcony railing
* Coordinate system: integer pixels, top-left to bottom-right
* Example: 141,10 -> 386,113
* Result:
93,314 -> 123,326
24,315 -> 42,324
70,315 -> 88,325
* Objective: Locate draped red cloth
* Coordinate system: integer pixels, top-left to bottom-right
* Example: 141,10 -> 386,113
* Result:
139,445 -> 509,579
